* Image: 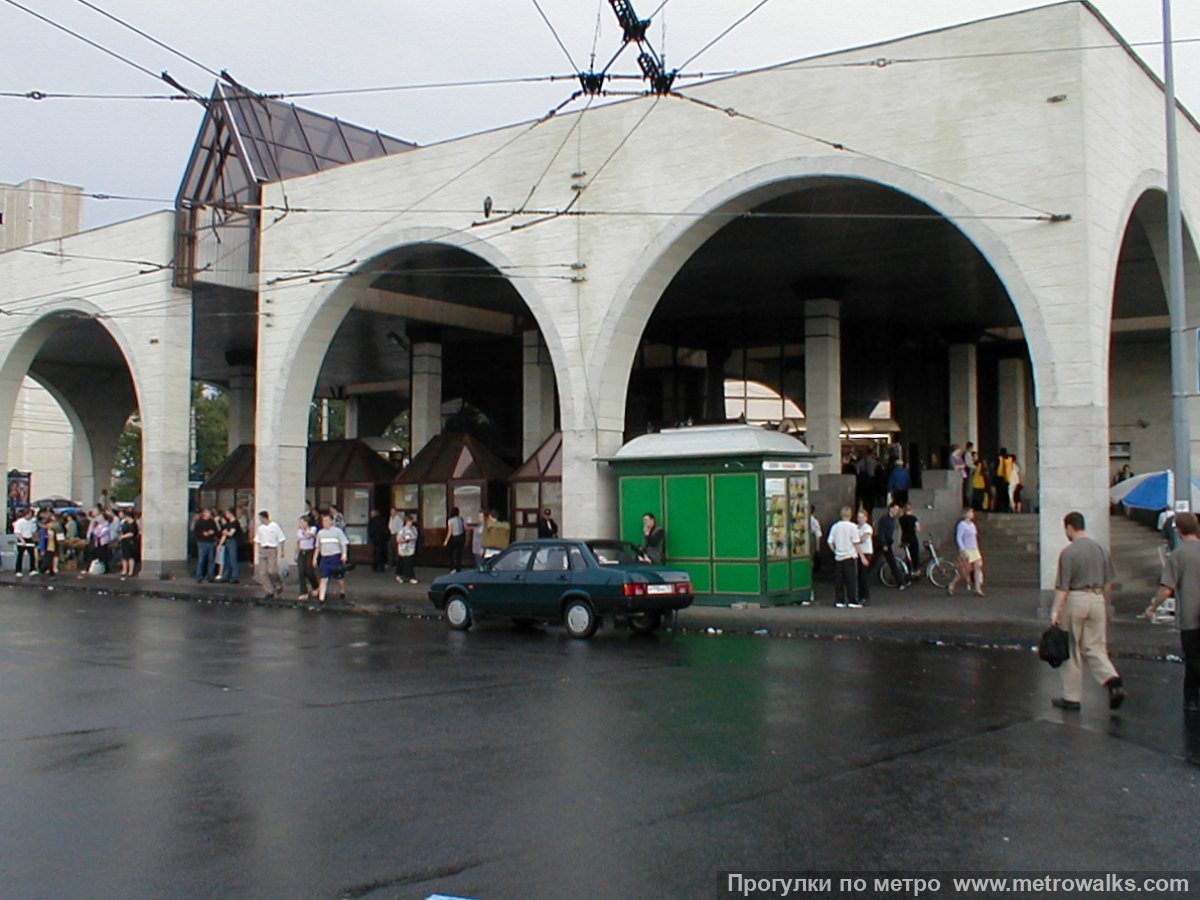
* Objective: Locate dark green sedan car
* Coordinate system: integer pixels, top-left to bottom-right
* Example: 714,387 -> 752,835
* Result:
427,539 -> 694,638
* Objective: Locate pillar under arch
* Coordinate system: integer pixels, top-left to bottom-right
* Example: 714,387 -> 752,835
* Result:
948,344 -> 979,453
522,330 -> 556,459
804,298 -> 842,475
410,339 -> 442,459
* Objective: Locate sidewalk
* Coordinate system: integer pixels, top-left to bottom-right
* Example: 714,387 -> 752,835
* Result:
0,562 -> 1181,662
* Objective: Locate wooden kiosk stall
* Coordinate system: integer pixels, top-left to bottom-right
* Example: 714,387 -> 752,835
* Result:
510,431 -> 562,541
606,424 -> 819,606
393,432 -> 513,566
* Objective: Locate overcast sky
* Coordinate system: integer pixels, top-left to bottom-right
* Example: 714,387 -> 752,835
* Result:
3,0 -> 1198,229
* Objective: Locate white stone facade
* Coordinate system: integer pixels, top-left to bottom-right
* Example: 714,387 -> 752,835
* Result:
0,3 -> 1197,590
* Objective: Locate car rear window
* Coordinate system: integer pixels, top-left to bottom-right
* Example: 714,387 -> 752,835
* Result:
588,541 -> 642,566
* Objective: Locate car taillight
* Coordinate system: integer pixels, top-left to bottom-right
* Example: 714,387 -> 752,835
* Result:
676,582 -> 691,594
622,583 -> 647,597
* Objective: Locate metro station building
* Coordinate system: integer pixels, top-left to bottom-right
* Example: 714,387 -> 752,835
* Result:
1,2 -> 1198,592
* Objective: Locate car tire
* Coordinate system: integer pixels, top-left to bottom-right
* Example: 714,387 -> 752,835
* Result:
563,598 -> 598,639
628,612 -> 661,634
445,594 -> 472,631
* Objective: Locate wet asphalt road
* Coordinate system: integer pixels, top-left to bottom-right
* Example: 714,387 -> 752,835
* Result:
0,586 -> 1197,900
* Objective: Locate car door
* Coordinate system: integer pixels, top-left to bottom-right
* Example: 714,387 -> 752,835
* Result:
479,545 -> 534,617
523,544 -> 572,617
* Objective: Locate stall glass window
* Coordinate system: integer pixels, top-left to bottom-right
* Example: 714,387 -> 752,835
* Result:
422,484 -> 447,529
764,477 -> 788,559
789,476 -> 810,558
343,487 -> 371,544
394,483 -> 418,513
453,484 -> 482,523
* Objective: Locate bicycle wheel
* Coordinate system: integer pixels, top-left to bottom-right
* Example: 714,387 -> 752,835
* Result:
928,559 -> 957,589
878,556 -> 906,588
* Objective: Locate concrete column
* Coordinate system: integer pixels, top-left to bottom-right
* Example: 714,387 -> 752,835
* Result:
805,299 -> 842,475
560,427 -> 622,539
343,396 -> 360,440
226,366 -> 255,451
410,341 -> 442,457
998,357 -> 1032,499
522,330 -> 556,458
1037,402 -> 1109,604
948,344 -> 979,452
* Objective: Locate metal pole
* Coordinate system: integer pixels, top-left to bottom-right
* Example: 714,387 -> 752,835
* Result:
1164,0 -> 1192,509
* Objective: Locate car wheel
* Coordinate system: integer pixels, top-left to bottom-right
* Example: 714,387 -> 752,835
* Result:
563,598 -> 598,639
445,594 -> 472,630
628,612 -> 661,634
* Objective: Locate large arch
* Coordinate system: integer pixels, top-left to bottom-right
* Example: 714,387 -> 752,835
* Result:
587,156 -> 1055,430
254,228 -> 571,532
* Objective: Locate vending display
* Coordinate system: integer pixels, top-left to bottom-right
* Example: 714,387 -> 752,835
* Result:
789,475 -> 809,558
764,477 -> 788,559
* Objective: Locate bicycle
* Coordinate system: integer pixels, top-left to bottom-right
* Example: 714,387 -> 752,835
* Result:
878,535 -> 958,589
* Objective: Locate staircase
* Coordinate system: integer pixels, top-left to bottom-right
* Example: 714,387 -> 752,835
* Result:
974,512 -> 1166,595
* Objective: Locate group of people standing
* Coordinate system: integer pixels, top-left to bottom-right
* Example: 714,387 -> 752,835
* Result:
11,504 -> 140,578
949,442 -> 1023,513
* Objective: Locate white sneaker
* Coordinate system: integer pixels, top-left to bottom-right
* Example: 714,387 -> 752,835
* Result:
409,578 -> 418,584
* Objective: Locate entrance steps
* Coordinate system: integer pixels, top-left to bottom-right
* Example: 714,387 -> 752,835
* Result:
975,512 -> 1165,596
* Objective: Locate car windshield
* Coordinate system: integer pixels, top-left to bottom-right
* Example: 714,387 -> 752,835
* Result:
586,540 -> 644,566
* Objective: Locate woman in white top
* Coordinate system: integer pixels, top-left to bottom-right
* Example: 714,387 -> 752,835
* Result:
315,514 -> 349,603
856,508 -> 874,606
395,515 -> 419,584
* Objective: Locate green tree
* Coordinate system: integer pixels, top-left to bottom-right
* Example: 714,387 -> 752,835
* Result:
193,383 -> 230,476
111,414 -> 141,502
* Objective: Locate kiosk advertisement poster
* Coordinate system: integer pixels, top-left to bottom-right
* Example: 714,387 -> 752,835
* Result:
7,470 -> 31,521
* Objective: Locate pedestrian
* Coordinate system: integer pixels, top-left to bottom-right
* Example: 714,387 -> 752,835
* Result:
1145,511 -> 1200,712
315,513 -> 349,604
215,509 -> 242,583
253,510 -> 287,599
537,507 -> 559,539
970,457 -> 988,510
898,503 -> 921,583
118,510 -> 138,578
37,513 -> 58,577
192,508 -> 218,582
808,505 -> 823,574
295,515 -> 319,601
887,459 -> 911,508
878,502 -> 907,590
828,506 -> 861,608
329,504 -> 346,531
387,507 -> 404,569
993,448 -> 1012,513
443,506 -> 466,571
949,443 -> 969,506
471,510 -> 486,568
482,509 -> 511,561
1049,511 -> 1125,711
1009,456 -> 1023,513
637,512 -> 664,564
395,514 -> 419,584
367,508 -> 390,572
947,507 -> 985,596
12,507 -> 38,576
856,508 -> 873,606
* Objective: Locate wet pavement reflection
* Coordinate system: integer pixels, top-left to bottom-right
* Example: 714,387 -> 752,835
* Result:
0,586 -> 1196,898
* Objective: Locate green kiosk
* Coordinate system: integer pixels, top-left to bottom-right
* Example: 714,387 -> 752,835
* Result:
607,424 -> 820,606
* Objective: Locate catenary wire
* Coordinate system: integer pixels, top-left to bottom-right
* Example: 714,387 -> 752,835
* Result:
67,0 -> 223,80
531,0 -> 581,73
677,0 -> 774,71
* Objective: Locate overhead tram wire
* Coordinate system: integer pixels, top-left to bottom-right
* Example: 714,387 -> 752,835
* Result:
677,0 -> 774,71
531,0 -> 582,73
7,37 -> 1200,104
67,0 -> 223,80
667,90 -> 1066,221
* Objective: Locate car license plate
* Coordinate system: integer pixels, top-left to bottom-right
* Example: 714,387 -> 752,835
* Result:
646,584 -> 672,595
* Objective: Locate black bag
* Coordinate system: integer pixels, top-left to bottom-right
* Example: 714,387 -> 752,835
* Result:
1038,624 -> 1070,668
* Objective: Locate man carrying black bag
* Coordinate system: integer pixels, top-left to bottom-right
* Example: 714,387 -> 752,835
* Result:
1146,511 -> 1200,713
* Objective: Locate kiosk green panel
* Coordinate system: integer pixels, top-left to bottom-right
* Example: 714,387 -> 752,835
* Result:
714,562 -> 760,594
664,474 -> 711,559
672,561 -> 712,594
619,476 -> 662,546
767,560 -> 790,593
791,558 -> 812,591
712,472 -> 760,560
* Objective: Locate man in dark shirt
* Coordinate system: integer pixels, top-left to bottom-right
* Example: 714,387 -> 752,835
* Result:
537,508 -> 559,539
367,509 -> 390,572
1050,511 -> 1123,711
193,509 -> 218,583
878,502 -> 907,590
898,503 -> 920,582
1146,511 -> 1200,712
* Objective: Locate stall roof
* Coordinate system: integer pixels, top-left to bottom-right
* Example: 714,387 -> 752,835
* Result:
606,424 -> 816,462
397,432 -> 513,484
308,439 -> 401,485
200,443 -> 255,491
200,440 -> 400,491
511,431 -> 562,482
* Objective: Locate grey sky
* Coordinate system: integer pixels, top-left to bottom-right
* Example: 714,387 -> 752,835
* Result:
2,0 -> 1198,229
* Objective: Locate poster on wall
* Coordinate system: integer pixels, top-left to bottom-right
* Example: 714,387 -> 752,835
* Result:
7,470 -> 31,521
